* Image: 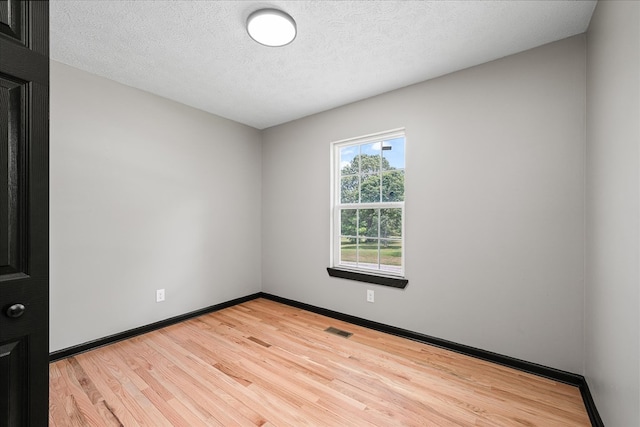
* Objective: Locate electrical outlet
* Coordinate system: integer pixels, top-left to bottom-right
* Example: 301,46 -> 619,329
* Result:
156,289 -> 165,302
367,289 -> 375,303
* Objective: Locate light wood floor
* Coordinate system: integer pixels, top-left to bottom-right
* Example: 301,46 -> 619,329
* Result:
49,298 -> 590,426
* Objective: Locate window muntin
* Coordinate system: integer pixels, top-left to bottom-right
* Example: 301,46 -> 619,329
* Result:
333,130 -> 405,276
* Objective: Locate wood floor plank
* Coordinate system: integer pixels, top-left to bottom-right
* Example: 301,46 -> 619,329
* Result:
145,331 -> 265,426
50,298 -> 590,426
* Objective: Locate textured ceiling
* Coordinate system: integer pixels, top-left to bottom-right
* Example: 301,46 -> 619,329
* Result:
50,0 -> 597,130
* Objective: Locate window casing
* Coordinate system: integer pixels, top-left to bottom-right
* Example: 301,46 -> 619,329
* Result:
331,129 -> 405,278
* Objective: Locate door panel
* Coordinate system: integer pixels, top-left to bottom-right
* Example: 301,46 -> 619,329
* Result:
0,0 -> 24,45
0,75 -> 27,277
0,338 -> 27,427
0,1 -> 49,426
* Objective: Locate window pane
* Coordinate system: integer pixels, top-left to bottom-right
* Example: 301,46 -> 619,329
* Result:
359,142 -> 380,174
341,209 -> 357,237
358,209 -> 378,237
382,137 -> 405,171
340,237 -> 357,264
340,146 -> 358,175
360,174 -> 380,203
357,238 -> 379,269
380,208 -> 402,238
382,170 -> 404,202
341,176 -> 358,203
380,239 -> 402,273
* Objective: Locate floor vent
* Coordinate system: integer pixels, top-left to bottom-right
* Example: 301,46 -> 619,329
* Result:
325,327 -> 353,338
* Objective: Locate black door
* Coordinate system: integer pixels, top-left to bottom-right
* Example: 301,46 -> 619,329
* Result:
0,1 -> 49,426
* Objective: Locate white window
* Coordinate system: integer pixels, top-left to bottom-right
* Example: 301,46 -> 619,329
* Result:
331,129 -> 405,277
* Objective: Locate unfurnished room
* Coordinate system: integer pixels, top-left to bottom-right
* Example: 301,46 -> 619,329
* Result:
0,0 -> 638,426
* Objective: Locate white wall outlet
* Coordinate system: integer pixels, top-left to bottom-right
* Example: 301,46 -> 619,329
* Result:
367,289 -> 375,303
156,289 -> 165,302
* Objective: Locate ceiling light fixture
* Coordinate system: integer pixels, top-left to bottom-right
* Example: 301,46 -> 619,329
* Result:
247,8 -> 296,47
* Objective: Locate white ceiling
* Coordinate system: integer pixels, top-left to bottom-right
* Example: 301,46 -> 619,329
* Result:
50,0 -> 597,130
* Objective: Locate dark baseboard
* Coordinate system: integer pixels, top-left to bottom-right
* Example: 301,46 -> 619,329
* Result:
580,381 -> 605,427
49,290 -> 603,426
258,292 -> 604,427
48,292 -> 262,362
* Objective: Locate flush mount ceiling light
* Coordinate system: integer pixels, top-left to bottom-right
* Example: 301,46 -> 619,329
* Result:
247,8 -> 296,47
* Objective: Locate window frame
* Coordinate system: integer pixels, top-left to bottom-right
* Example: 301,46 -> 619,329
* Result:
330,129 -> 407,284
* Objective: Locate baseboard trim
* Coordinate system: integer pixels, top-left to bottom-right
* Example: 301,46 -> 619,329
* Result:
579,381 -> 605,427
258,292 -> 604,427
48,292 -> 262,362
49,290 -> 603,426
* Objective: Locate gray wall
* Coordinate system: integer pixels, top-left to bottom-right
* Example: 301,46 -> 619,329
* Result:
50,61 -> 262,352
262,36 -> 586,373
585,1 -> 640,426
